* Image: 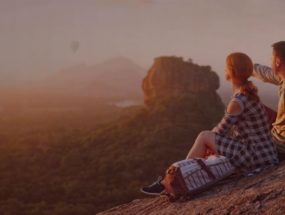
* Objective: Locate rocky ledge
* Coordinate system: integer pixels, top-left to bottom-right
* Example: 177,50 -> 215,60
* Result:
98,161 -> 285,215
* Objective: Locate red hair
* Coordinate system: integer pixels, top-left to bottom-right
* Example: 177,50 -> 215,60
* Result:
226,52 -> 259,101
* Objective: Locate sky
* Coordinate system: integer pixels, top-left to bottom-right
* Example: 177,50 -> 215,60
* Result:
0,0 -> 285,92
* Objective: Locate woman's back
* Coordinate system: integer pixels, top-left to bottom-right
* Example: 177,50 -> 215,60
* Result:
215,92 -> 278,171
234,93 -> 272,142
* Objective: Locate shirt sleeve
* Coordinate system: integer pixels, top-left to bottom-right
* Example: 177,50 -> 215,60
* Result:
253,64 -> 281,85
212,98 -> 243,135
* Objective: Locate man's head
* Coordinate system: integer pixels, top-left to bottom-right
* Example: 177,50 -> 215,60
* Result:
272,41 -> 285,74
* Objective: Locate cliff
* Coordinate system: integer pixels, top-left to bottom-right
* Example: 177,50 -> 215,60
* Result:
142,56 -> 219,107
98,161 -> 285,215
89,56 -> 224,213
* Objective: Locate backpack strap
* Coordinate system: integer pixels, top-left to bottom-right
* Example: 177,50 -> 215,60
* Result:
195,159 -> 216,180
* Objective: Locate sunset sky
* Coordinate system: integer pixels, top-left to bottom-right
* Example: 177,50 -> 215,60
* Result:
1,0 -> 285,92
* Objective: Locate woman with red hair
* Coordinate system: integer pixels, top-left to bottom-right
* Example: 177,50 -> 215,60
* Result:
141,53 -> 278,196
187,52 -> 278,170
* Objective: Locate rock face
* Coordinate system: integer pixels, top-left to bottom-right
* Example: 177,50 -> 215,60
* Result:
142,57 -> 220,107
91,56 -> 225,213
98,161 -> 285,215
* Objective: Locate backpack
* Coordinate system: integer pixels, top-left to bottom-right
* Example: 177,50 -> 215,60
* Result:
163,155 -> 235,201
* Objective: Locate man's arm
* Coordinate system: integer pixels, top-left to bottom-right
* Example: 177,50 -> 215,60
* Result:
253,64 -> 281,85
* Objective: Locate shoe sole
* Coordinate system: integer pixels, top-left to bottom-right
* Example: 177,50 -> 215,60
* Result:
140,188 -> 162,196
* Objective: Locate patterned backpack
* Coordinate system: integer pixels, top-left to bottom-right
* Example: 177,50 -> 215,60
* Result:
163,155 -> 235,201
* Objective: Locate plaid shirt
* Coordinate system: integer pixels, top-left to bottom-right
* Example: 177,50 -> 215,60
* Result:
213,93 -> 278,172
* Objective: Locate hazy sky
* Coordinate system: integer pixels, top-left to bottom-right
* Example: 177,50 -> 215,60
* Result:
1,0 -> 285,87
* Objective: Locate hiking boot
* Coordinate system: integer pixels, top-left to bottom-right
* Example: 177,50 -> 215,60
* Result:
140,176 -> 165,196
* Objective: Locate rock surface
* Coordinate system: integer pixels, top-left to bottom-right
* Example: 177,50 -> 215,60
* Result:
142,56 -> 219,107
98,161 -> 285,215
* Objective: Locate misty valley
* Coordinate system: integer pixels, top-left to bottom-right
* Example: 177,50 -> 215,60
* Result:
0,56 -> 279,215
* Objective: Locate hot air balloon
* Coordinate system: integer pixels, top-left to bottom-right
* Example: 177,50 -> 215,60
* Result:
70,40 -> 80,53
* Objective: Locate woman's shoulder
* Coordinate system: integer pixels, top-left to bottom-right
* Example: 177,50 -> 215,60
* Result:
229,92 -> 261,113
230,93 -> 247,108
226,99 -> 243,115
233,92 -> 259,105
227,94 -> 246,115
232,92 -> 247,101
233,92 -> 264,114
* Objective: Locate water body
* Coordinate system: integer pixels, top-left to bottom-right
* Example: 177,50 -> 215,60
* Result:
111,100 -> 142,108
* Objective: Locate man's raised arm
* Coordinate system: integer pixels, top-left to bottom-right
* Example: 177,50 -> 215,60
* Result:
253,64 -> 281,85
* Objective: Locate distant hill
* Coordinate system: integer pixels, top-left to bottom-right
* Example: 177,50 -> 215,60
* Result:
39,56 -> 146,100
0,57 -> 146,112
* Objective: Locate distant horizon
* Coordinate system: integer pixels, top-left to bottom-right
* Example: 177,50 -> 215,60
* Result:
0,0 -> 282,107
1,1 -> 285,78
0,53 -> 279,109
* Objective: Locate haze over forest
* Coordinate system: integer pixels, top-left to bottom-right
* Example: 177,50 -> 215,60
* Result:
0,0 -> 284,108
1,1 -> 285,214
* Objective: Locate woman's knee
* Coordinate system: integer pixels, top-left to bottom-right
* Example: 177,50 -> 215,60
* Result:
198,130 -> 213,140
198,130 -> 216,147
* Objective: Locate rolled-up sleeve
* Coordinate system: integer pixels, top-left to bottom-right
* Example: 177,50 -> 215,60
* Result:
253,64 -> 281,85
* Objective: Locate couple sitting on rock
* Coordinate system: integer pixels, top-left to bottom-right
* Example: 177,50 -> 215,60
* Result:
141,41 -> 285,196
